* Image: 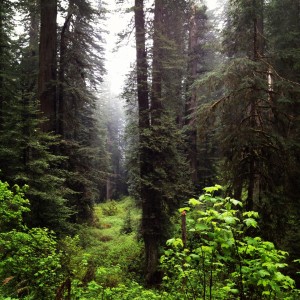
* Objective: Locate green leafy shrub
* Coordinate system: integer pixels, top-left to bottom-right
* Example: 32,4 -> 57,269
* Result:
71,280 -> 171,299
120,210 -> 133,234
0,182 -> 30,231
160,185 -> 300,299
95,265 -> 124,287
0,180 -> 62,299
59,235 -> 91,280
0,228 -> 62,299
101,200 -> 118,216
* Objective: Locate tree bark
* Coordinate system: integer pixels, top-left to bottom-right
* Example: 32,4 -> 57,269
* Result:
38,0 -> 57,132
151,0 -> 163,120
22,0 -> 39,166
58,2 -> 73,137
135,0 -> 163,286
246,0 -> 264,211
135,0 -> 149,129
0,0 -> 4,130
186,4 -> 199,184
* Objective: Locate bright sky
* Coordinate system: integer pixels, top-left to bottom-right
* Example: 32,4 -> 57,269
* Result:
105,1 -> 134,94
105,0 -> 220,94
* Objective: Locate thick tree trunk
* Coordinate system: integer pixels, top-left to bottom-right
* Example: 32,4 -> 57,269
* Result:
151,0 -> 163,119
38,0 -> 57,132
135,0 -> 163,286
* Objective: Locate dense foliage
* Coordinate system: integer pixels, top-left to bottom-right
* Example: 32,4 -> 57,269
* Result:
161,185 -> 299,299
0,181 -> 62,299
0,0 -> 299,297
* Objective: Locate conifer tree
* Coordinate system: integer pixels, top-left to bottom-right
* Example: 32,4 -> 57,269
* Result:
204,0 -> 271,208
122,68 -> 141,200
264,0 -> 300,280
57,0 -> 108,222
0,0 -> 73,232
38,0 -> 57,132
192,2 -> 300,283
0,0 -> 29,179
134,0 -> 192,284
185,2 -> 215,187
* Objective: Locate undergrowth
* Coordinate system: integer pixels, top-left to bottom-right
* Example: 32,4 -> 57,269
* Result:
1,184 -> 299,299
77,197 -> 144,285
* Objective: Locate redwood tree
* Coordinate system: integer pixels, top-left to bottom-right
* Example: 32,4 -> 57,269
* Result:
38,0 -> 57,132
134,0 -> 192,285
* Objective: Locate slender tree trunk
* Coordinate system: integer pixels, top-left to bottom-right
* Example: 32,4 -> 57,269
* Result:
181,211 -> 187,248
58,3 -> 73,137
0,0 -> 4,130
186,4 -> 199,185
38,0 -> 57,132
135,0 -> 149,128
247,0 -> 264,211
23,0 -> 39,167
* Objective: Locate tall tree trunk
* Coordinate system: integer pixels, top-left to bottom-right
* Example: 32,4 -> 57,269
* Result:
38,0 -> 57,132
22,0 -> 39,167
135,0 -> 162,286
247,0 -> 264,211
144,0 -> 165,285
0,0 -> 4,131
151,0 -> 163,119
186,4 -> 199,185
135,0 -> 149,128
58,2 -> 73,137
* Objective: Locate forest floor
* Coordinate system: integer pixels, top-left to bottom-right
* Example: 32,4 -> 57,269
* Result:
78,197 -> 144,286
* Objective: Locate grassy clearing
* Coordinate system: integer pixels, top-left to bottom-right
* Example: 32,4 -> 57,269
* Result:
77,197 -> 144,286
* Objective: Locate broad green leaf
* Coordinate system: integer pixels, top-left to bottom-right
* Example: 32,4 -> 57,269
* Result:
189,198 -> 200,206
195,223 -> 209,231
166,238 -> 183,248
203,184 -> 223,194
189,254 -> 200,260
224,216 -> 237,225
258,279 -> 269,287
258,269 -> 270,277
178,207 -> 190,213
243,211 -> 259,218
244,218 -> 258,228
274,271 -> 285,281
230,198 -> 243,207
262,291 -> 271,296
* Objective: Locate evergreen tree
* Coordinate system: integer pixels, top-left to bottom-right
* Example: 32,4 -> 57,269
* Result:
57,0 -> 108,223
185,1 -> 217,188
134,0 -> 193,284
199,0 -> 272,208
122,68 -> 141,201
38,0 -> 57,132
264,0 -> 300,281
0,0 -> 73,232
0,0 -> 21,179
193,0 -> 300,281
105,93 -> 127,200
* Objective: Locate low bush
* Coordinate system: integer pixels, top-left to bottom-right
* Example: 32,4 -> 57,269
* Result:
0,181 -> 62,299
160,185 -> 300,299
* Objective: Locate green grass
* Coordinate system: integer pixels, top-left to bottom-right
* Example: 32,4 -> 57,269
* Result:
77,197 -> 144,285
67,197 -> 169,298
